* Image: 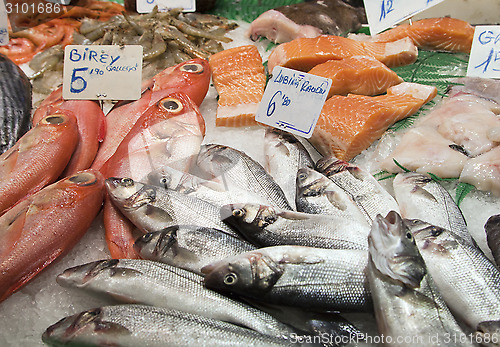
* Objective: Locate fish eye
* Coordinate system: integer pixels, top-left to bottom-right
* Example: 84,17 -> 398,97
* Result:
406,232 -> 413,240
297,172 -> 307,180
160,98 -> 183,113
121,178 -> 134,187
223,273 -> 238,286
232,209 -> 245,218
180,63 -> 204,74
141,233 -> 154,242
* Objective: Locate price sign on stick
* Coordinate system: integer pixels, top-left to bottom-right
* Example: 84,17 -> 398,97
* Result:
0,0 -> 8,46
63,45 -> 143,100
136,0 -> 195,14
255,67 -> 331,139
467,26 -> 500,79
363,0 -> 445,35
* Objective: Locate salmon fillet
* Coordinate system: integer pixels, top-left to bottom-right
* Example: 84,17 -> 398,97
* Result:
310,82 -> 437,161
372,17 -> 474,53
308,56 -> 403,97
209,45 -> 266,127
267,35 -> 417,72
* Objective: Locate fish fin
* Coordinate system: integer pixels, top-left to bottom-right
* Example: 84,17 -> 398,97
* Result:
411,186 -> 438,203
325,191 -> 347,211
0,206 -> 28,257
277,210 -> 311,220
145,205 -> 174,223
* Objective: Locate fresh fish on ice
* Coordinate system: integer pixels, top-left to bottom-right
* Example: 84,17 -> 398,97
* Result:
57,259 -> 296,338
194,144 -> 293,210
106,177 -> 239,238
368,211 -> 473,346
485,215 -> 500,266
43,305 -> 295,347
408,218 -> 500,334
0,53 -> 32,155
393,172 -> 474,246
220,203 -> 369,250
264,128 -> 315,210
295,167 -> 368,223
316,156 -> 400,224
247,0 -> 366,44
202,245 -> 371,311
134,225 -> 256,275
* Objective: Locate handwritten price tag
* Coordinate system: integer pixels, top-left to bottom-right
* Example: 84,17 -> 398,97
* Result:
255,67 -> 331,139
467,26 -> 500,79
363,0 -> 445,35
0,0 -> 8,46
136,0 -> 195,14
63,45 -> 143,100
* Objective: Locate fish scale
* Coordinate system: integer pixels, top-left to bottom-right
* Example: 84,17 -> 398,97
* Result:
43,305 -> 295,346
56,259 -> 295,339
0,54 -> 32,154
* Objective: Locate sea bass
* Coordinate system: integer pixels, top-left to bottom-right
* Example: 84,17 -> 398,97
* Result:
220,203 -> 369,250
264,128 -> 315,210
0,53 -> 32,155
91,58 -> 210,171
106,178 -> 239,238
368,211 -> 473,346
408,218 -> 500,334
194,144 -> 292,210
57,259 -> 296,338
295,167 -> 368,223
0,170 -> 104,302
43,305 -> 295,347
315,156 -> 400,224
392,172 -> 474,246
134,225 -> 256,275
0,113 -> 78,215
203,245 -> 371,311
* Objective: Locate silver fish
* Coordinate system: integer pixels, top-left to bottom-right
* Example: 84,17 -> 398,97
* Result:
407,218 -> 500,334
193,144 -> 293,210
105,177 -> 239,238
134,225 -> 256,274
295,167 -> 369,223
42,305 -> 296,346
316,156 -> 400,224
485,214 -> 500,267
264,128 -> 315,210
220,203 -> 369,250
393,172 -> 474,246
56,259 -> 295,338
146,164 -> 274,208
202,245 -> 371,311
368,211 -> 473,346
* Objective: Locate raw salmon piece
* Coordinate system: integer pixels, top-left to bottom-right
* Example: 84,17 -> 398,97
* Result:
308,56 -> 403,97
209,45 -> 266,127
310,82 -> 437,161
373,17 -> 474,53
267,35 -> 417,72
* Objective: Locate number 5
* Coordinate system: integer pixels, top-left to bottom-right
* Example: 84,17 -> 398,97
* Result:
70,67 -> 88,93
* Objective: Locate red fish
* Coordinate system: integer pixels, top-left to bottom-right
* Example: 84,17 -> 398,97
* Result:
32,87 -> 106,177
0,170 -> 105,303
0,113 -> 79,215
102,92 -> 206,259
91,58 -> 211,171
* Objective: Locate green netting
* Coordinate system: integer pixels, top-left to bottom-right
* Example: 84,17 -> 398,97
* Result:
209,0 -> 304,22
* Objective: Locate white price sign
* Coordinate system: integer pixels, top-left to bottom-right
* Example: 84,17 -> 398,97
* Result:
363,0 -> 445,35
63,45 -> 143,100
136,0 -> 195,14
0,0 -> 8,46
255,67 -> 331,139
467,26 -> 500,79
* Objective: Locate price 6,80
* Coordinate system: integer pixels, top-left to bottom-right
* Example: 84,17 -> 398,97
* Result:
267,91 -> 291,117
